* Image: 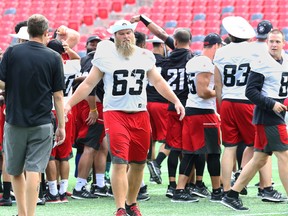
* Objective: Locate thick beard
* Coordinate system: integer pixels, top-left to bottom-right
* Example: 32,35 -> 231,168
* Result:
115,38 -> 135,58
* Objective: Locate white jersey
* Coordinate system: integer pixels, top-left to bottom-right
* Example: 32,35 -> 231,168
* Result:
53,59 -> 80,110
213,42 -> 253,100
250,52 -> 288,99
92,40 -> 156,112
186,55 -> 216,109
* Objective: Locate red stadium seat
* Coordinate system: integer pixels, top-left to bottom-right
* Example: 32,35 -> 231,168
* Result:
68,21 -> 80,31
97,7 -> 109,19
191,27 -> 205,36
125,0 -> 136,4
82,14 -> 94,26
112,1 -> 123,13
190,41 -> 203,51
192,20 -> 206,29
177,20 -> 191,28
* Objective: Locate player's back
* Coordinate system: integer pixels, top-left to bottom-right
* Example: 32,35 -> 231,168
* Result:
214,41 -> 253,101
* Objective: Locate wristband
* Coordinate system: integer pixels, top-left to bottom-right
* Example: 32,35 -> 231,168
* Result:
90,108 -> 97,112
140,15 -> 152,26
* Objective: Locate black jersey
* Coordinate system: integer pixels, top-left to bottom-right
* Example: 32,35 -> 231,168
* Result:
80,51 -> 104,102
147,53 -> 167,102
161,48 -> 193,110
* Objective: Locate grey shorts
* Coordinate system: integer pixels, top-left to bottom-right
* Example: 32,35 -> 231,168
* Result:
3,122 -> 53,176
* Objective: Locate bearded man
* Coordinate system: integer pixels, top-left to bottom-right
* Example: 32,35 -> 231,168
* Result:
64,20 -> 185,216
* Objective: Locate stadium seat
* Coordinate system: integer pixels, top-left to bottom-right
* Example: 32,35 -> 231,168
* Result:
165,20 -> 177,28
82,14 -> 94,26
192,34 -> 205,42
250,13 -> 263,21
278,20 -> 288,29
221,0 -> 236,7
222,6 -> 234,14
191,27 -> 205,36
234,5 -> 249,14
178,13 -> 193,21
177,20 -> 192,28
264,13 -> 278,21
68,21 -> 80,31
164,27 -> 176,35
206,5 -> 221,13
112,1 -> 123,12
191,5 -> 206,13
193,13 -> 206,21
206,13 -> 221,21
250,19 -> 262,28
221,12 -> 235,19
125,0 -> 136,4
4,8 -> 16,15
190,41 -> 203,51
164,13 -> 179,22
192,20 -> 206,29
97,7 -> 109,19
249,5 -> 263,13
138,6 -> 151,14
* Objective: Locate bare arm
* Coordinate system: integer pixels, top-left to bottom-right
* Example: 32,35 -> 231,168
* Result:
0,80 -> 5,90
53,90 -> 66,145
56,25 -> 80,49
214,66 -> 223,106
148,65 -> 185,120
196,72 -> 215,99
85,95 -> 98,125
62,40 -> 80,60
130,15 -> 170,43
65,65 -> 103,114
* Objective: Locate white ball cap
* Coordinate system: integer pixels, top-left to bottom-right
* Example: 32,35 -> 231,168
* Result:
222,16 -> 256,39
107,20 -> 138,34
146,36 -> 164,43
9,26 -> 29,40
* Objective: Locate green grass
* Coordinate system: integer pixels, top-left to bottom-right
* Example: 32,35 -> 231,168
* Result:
1,145 -> 288,216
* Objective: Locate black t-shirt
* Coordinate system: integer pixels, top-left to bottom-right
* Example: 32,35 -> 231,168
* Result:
0,41 -> 65,127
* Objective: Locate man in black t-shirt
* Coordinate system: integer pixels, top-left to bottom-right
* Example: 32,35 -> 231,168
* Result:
0,14 -> 65,215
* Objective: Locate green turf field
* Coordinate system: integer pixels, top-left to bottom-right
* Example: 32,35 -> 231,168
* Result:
1,145 -> 288,216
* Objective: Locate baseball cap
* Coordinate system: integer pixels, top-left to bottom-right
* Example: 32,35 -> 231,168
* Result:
107,20 -> 137,34
146,36 -> 164,43
203,33 -> 225,46
47,39 -> 65,55
222,16 -> 256,39
86,35 -> 101,44
256,20 -> 273,39
9,26 -> 29,40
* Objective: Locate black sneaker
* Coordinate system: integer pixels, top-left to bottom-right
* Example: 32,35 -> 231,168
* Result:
107,186 -> 114,197
71,186 -> 98,199
37,197 -> 46,205
210,191 -> 223,202
261,188 -> 286,202
147,160 -> 162,184
0,197 -> 12,206
139,185 -> 148,195
137,193 -> 150,201
190,183 -> 210,198
166,185 -> 175,198
233,170 -> 248,195
91,184 -> 108,197
44,192 -> 61,204
125,203 -> 142,216
171,189 -> 199,203
221,195 -> 249,211
59,192 -> 69,203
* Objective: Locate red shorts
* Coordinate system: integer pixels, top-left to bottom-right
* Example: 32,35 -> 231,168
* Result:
50,111 -> 74,160
74,100 -> 105,150
254,124 -> 288,155
147,102 -> 168,142
0,104 -> 5,152
104,111 -> 150,164
182,113 -> 221,153
166,111 -> 183,150
220,100 -> 255,147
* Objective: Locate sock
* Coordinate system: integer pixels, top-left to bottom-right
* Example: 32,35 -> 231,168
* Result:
59,179 -> 69,195
227,189 -> 239,199
105,162 -> 111,175
3,181 -> 12,199
196,180 -> 203,187
169,181 -> 176,188
212,187 -> 222,194
263,186 -> 273,191
141,180 -> 145,187
155,152 -> 166,166
48,180 -> 58,196
75,177 -> 87,191
96,174 -> 105,188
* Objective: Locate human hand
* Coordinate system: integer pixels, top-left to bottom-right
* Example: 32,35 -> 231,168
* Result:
85,110 -> 98,125
130,15 -> 141,23
272,101 -> 287,113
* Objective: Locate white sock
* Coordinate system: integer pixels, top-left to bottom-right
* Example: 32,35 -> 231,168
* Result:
59,179 -> 68,195
75,177 -> 87,191
96,174 -> 105,188
141,180 -> 145,188
48,180 -> 58,196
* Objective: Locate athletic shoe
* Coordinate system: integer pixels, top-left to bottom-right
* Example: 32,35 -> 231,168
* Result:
44,192 -> 61,204
107,186 -> 114,197
0,197 -> 12,206
125,203 -> 142,216
190,183 -> 210,198
71,186 -> 98,199
210,192 -> 223,202
166,185 -> 175,198
91,185 -> 108,197
221,195 -> 249,211
261,188 -> 286,202
255,181 -> 274,187
59,193 -> 69,203
146,160 -> 162,184
139,185 -> 148,195
37,197 -> 46,205
115,208 -> 128,216
171,189 -> 199,203
232,170 -> 248,195
137,193 -> 150,201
